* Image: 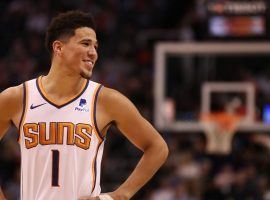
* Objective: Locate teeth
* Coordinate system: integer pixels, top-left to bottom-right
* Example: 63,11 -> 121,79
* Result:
84,60 -> 93,65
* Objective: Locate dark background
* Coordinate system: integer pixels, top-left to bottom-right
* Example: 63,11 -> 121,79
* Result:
1,0 -> 270,199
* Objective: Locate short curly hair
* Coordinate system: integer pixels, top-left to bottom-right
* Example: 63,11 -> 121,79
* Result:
45,10 -> 96,54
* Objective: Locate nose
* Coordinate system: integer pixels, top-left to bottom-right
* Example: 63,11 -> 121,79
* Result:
88,46 -> 98,59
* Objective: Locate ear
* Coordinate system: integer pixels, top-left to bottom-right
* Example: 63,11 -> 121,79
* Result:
52,40 -> 64,55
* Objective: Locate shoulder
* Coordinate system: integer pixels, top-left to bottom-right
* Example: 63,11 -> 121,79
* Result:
0,84 -> 23,103
98,86 -> 140,120
99,86 -> 124,101
99,86 -> 134,108
0,84 -> 24,118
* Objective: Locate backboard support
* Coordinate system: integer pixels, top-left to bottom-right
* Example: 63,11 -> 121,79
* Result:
154,42 -> 270,132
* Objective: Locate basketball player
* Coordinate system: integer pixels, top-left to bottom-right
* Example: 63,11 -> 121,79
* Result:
0,11 -> 168,200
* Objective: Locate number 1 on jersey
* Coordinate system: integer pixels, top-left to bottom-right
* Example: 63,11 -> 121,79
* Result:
52,150 -> 60,186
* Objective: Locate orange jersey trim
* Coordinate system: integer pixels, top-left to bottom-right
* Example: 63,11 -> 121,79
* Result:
18,82 -> 28,143
91,140 -> 103,193
91,84 -> 103,141
90,84 -> 104,193
36,76 -> 89,109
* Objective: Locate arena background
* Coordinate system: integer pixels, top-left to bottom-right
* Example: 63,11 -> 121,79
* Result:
0,0 -> 270,199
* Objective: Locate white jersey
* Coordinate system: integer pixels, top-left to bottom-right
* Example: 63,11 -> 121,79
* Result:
18,76 -> 105,200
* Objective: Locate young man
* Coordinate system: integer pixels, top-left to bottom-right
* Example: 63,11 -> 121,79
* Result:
0,11 -> 168,200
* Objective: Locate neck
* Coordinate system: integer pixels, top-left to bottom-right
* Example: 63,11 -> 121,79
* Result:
42,63 -> 86,98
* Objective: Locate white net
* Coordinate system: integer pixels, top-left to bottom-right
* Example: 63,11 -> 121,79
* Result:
201,112 -> 241,154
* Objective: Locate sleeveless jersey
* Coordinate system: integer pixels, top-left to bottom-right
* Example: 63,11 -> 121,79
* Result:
18,76 -> 104,200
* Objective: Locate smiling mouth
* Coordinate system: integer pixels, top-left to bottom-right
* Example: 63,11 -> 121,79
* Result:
83,60 -> 94,70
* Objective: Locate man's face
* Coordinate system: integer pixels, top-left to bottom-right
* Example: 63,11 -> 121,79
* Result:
60,27 -> 98,79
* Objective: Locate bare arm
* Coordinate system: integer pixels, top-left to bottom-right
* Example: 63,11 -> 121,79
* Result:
0,90 -> 12,140
0,85 -> 23,137
0,188 -> 6,200
0,86 -> 23,200
99,88 -> 168,199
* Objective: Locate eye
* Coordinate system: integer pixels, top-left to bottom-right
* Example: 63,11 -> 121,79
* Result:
82,42 -> 89,47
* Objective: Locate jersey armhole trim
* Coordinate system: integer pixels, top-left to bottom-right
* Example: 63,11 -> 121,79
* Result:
18,82 -> 28,142
91,140 -> 103,193
92,84 -> 104,141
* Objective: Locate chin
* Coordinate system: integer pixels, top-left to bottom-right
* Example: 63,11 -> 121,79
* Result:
80,71 -> 92,80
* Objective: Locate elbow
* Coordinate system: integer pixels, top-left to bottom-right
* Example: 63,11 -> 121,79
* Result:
143,136 -> 169,164
157,139 -> 169,164
163,141 -> 169,162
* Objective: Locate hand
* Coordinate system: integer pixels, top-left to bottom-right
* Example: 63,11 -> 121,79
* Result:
79,191 -> 129,200
79,193 -> 114,200
78,196 -> 99,200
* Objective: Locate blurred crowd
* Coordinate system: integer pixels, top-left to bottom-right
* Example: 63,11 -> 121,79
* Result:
1,0 -> 270,200
147,132 -> 270,200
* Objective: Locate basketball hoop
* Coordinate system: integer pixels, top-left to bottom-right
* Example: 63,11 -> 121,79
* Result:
200,112 -> 242,154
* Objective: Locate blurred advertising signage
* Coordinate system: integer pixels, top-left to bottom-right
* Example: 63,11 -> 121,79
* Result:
263,104 -> 270,124
209,16 -> 265,37
207,0 -> 267,15
207,0 -> 267,37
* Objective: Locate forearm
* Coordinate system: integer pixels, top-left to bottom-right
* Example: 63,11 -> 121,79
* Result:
0,187 -> 6,200
114,140 -> 168,199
